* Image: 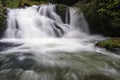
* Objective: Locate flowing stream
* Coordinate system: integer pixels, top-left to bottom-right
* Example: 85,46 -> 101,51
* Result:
0,4 -> 120,80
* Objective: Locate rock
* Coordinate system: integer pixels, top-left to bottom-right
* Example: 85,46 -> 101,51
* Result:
23,3 -> 30,7
96,38 -> 120,52
52,0 -> 79,6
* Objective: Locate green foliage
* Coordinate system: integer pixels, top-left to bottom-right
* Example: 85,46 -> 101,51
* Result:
75,0 -> 108,34
1,0 -> 19,8
0,15 -> 6,38
0,0 -> 3,12
18,0 -> 51,7
0,0 -> 6,38
97,0 -> 120,28
84,74 -> 114,80
75,0 -> 120,37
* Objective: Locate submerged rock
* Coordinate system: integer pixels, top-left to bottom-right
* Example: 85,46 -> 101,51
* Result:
0,42 -> 23,52
84,73 -> 115,80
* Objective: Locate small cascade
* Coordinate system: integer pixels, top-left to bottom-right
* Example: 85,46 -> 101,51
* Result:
4,4 -> 89,39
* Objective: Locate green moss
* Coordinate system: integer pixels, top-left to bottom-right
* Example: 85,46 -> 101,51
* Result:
96,38 -> 120,51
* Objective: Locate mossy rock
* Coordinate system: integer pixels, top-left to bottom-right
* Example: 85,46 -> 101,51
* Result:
96,38 -> 120,51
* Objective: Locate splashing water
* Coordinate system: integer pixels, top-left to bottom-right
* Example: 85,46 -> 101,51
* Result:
0,4 -> 120,80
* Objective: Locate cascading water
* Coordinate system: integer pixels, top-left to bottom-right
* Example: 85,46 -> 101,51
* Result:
5,4 -> 89,39
0,4 -> 120,80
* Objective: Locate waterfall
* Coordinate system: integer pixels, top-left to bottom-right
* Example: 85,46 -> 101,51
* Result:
4,4 -> 89,39
0,4 -> 120,80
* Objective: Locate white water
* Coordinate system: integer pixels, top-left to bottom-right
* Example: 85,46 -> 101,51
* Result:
5,4 -> 89,39
0,4 -> 120,80
2,4 -> 99,53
